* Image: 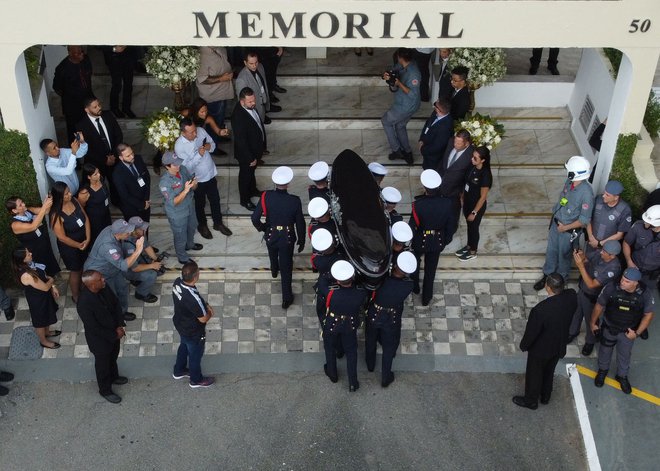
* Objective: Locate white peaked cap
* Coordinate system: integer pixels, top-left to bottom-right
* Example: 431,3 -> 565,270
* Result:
392,221 -> 413,243
397,251 -> 417,274
368,162 -> 388,176
272,166 -> 294,185
381,186 -> 402,204
308,161 -> 329,181
311,228 -> 333,251
420,169 -> 442,189
331,260 -> 355,281
308,197 -> 329,218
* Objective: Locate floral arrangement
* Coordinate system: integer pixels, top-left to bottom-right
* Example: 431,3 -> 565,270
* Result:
141,107 -> 181,151
448,48 -> 507,88
145,46 -> 200,88
455,113 -> 505,150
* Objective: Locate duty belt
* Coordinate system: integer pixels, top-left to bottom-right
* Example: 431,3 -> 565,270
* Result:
327,312 -> 353,320
373,303 -> 397,313
273,225 -> 292,231
423,230 -> 437,235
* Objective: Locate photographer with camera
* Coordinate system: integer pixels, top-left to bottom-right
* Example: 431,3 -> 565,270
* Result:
381,48 -> 421,166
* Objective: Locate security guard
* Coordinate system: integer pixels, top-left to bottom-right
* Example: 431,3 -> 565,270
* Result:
121,216 -> 162,304
318,260 -> 368,392
382,186 -> 403,225
252,166 -> 306,309
569,240 -> 622,356
585,180 -> 632,258
391,220 -> 413,268
365,251 -> 416,388
591,267 -> 654,394
308,161 -> 331,203
368,162 -> 388,188
159,151 -> 203,264
83,219 -> 143,321
534,156 -> 594,290
307,197 -> 337,241
623,204 -> 660,284
311,228 -> 345,325
409,169 -> 456,306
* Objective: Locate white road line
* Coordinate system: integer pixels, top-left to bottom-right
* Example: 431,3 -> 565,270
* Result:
567,363 -> 602,471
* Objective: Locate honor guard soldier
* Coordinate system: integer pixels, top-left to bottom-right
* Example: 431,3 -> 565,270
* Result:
585,180 -> 631,258
534,156 -> 594,291
569,240 -> 622,356
381,186 -> 403,225
368,162 -> 388,188
592,267 -> 655,394
121,216 -> 162,304
311,228 -> 345,325
319,260 -> 368,392
391,220 -> 413,267
409,169 -> 456,306
365,251 -> 416,388
252,166 -> 306,309
623,205 -> 660,288
308,161 -> 331,203
307,197 -> 337,240
83,219 -> 144,321
159,151 -> 203,264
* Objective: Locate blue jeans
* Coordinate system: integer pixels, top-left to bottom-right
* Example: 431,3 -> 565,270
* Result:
174,334 -> 206,383
381,107 -> 415,153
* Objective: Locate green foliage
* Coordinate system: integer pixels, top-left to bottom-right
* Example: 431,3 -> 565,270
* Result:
608,133 -> 648,219
0,126 -> 40,287
643,91 -> 660,138
603,48 -> 622,78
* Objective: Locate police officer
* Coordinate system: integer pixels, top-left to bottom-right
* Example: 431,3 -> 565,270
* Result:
307,197 -> 337,241
381,186 -> 403,225
623,204 -> 660,286
159,151 -> 203,264
368,162 -> 388,188
391,220 -> 413,268
585,180 -> 632,258
318,260 -> 368,392
365,251 -> 416,388
409,170 -> 456,306
121,216 -> 161,304
311,228 -> 345,325
252,166 -> 306,309
308,161 -> 331,203
83,219 -> 143,321
534,156 -> 594,290
569,240 -> 622,356
591,267 -> 655,394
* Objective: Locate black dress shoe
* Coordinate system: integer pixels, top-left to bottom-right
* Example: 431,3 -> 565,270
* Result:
135,293 -> 158,303
123,109 -> 137,119
403,151 -> 414,165
0,371 -> 15,382
422,298 -> 431,307
540,395 -> 551,405
282,297 -> 294,309
512,396 -> 538,410
413,286 -> 420,295
214,222 -> 233,236
102,392 -> 122,404
264,116 -> 272,125
528,65 -> 539,75
594,369 -> 608,388
0,385 -> 8,396
124,312 -> 137,321
581,343 -> 595,356
548,66 -> 560,76
269,94 -> 280,103
198,226 -> 213,239
241,202 -> 256,211
273,85 -> 287,93
271,269 -> 279,278
324,364 -> 338,383
349,382 -> 360,392
388,150 -> 403,161
111,108 -> 125,118
533,275 -> 548,292
113,376 -> 128,385
382,372 -> 395,388
4,306 -> 15,321
615,375 -> 632,394
269,104 -> 282,113
190,243 -> 203,251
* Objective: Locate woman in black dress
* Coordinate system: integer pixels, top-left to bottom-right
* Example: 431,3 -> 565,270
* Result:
12,247 -> 61,349
77,163 -> 111,247
455,146 -> 493,262
50,182 -> 91,303
6,195 -> 61,277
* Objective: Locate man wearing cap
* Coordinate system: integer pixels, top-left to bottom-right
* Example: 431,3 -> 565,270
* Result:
311,228 -> 345,325
381,186 -> 403,225
534,156 -> 594,291
318,260 -> 368,392
368,162 -> 388,188
591,267 -> 655,394
513,273 -> 577,410
410,169 -> 456,306
585,180 -> 632,258
159,151 -> 204,264
569,241 -> 622,356
365,251 -> 416,388
251,166 -> 306,309
175,118 -> 232,239
83,219 -> 145,321
121,216 -> 162,304
623,204 -> 660,287
391,220 -> 413,268
307,197 -> 337,241
308,161 -> 331,203
113,143 -> 151,222
417,97 -> 453,170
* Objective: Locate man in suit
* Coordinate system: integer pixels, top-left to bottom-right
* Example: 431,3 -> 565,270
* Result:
418,97 -> 454,170
513,273 -> 578,409
76,97 -> 123,205
77,270 -> 128,404
232,87 -> 265,211
448,66 -> 470,121
113,143 -> 151,221
438,129 -> 474,239
234,51 -> 278,126
434,48 -> 453,101
53,46 -> 94,141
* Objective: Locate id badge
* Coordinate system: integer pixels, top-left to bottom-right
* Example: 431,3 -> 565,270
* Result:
260,85 -> 265,95
76,218 -> 84,227
104,198 -> 109,207
35,228 -> 42,237
137,177 -> 146,187
424,127 -> 429,135
464,183 -> 470,192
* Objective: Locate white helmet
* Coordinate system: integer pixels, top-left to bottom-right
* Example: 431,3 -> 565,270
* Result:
564,156 -> 591,182
642,204 -> 660,227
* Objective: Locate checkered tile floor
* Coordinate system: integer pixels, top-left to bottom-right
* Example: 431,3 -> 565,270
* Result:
0,278 -> 584,360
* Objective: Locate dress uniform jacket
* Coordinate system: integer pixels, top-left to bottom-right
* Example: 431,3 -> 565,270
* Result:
251,189 -> 305,248
308,185 -> 331,203
409,194 -> 456,253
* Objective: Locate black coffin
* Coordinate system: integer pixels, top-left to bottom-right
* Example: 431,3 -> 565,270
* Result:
330,149 -> 392,287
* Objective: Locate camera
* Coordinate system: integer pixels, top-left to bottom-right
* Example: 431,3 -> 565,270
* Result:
383,69 -> 399,87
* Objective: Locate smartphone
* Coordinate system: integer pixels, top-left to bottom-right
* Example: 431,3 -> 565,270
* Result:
202,137 -> 207,145
75,132 -> 80,142
190,173 -> 196,182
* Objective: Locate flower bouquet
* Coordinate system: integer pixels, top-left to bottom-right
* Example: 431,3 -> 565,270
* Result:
141,107 -> 182,173
448,48 -> 507,89
455,113 -> 505,150
144,46 -> 200,88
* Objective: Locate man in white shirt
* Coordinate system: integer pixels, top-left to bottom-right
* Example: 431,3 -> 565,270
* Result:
41,133 -> 88,194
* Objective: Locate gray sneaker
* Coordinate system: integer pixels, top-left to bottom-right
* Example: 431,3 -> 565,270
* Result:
189,377 -> 215,388
454,245 -> 469,257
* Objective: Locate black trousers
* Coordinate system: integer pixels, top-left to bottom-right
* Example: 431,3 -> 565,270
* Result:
524,354 -> 560,403
323,324 -> 358,386
108,52 -> 135,110
238,162 -> 257,204
365,321 -> 400,382
94,340 -> 120,396
412,250 -> 441,304
422,153 -> 441,171
531,48 -> 559,67
412,50 -> 433,102
463,202 -> 486,251
261,53 -> 282,92
194,177 -> 223,227
268,244 -> 294,302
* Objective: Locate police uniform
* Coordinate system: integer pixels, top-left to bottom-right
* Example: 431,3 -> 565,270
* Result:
159,165 -> 197,263
543,179 -> 594,279
308,185 -> 331,204
409,194 -> 456,305
311,248 -> 345,324
251,189 -> 306,305
365,274 -> 414,384
624,221 -> 660,275
585,196 -> 632,258
121,235 -> 157,300
596,281 -> 654,379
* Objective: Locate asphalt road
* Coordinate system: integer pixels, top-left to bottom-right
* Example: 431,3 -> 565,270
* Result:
0,371 -> 585,471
